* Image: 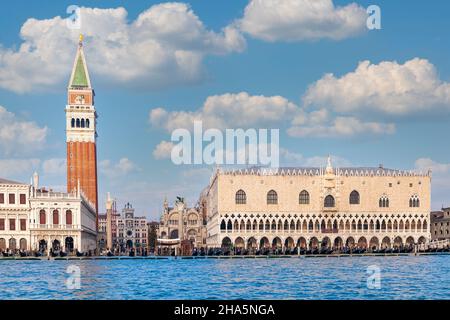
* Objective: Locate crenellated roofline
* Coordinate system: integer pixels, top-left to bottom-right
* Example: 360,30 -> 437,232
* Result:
214,166 -> 432,178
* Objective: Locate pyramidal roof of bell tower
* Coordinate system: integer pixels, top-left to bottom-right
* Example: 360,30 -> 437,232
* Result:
68,34 -> 92,89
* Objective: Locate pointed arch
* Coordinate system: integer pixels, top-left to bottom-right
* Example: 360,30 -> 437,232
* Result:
267,190 -> 278,204
349,190 -> 360,204
235,190 -> 246,204
324,195 -> 335,207
299,190 -> 310,204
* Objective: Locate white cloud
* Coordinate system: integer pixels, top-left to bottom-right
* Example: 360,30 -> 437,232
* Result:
287,116 -> 395,137
0,106 -> 48,155
238,0 -> 367,42
0,158 -> 40,177
415,158 -> 450,210
0,3 -> 246,93
415,158 -> 449,174
153,141 -> 174,160
151,91 -> 395,143
280,149 -> 352,167
303,58 -> 450,115
42,158 -> 66,175
150,91 -> 298,132
99,158 -> 139,179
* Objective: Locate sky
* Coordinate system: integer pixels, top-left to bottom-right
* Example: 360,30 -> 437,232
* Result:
0,0 -> 450,219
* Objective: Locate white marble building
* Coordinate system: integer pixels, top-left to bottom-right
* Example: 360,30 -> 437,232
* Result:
0,173 -> 97,254
0,178 -> 31,252
203,158 -> 431,252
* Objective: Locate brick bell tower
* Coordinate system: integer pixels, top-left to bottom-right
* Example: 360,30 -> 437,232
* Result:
66,34 -> 99,226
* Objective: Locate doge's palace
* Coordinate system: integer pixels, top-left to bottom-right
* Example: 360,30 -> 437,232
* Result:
204,157 -> 431,252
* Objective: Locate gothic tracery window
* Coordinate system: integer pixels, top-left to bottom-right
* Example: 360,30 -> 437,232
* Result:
267,190 -> 278,205
324,195 -> 335,208
299,190 -> 310,204
235,190 -> 246,204
349,190 -> 360,204
409,195 -> 420,208
379,195 -> 389,208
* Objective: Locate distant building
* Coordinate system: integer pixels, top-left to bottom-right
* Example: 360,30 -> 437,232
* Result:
158,197 -> 207,255
0,178 -> 31,252
431,208 -> 450,241
29,176 -> 97,254
0,173 -> 97,254
203,158 -> 431,251
113,203 -> 148,254
98,213 -> 107,251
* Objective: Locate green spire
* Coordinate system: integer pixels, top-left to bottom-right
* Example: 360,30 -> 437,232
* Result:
71,54 -> 89,87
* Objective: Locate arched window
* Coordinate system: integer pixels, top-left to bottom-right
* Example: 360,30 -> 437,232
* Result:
52,210 -> 59,225
235,190 -> 246,204
267,190 -> 278,205
227,220 -> 232,231
409,195 -> 420,208
66,210 -> 72,225
86,119 -> 90,128
299,190 -> 310,204
379,195 -> 389,208
349,190 -> 360,204
271,220 -> 276,230
81,119 -> 85,128
324,195 -> 335,207
71,118 -> 75,128
76,119 -> 80,128
39,210 -> 46,225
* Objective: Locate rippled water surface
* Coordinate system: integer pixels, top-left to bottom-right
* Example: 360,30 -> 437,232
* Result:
1,255 -> 449,300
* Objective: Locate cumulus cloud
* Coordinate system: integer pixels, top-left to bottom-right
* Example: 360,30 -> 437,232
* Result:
415,158 -> 449,174
0,106 -> 48,155
238,0 -> 367,42
0,158 -> 40,177
150,91 -> 298,132
150,91 -> 395,142
153,141 -> 175,160
99,158 -> 139,179
303,58 -> 450,115
0,3 -> 246,93
42,158 -> 66,175
415,158 -> 450,210
287,116 -> 395,137
280,149 -> 352,167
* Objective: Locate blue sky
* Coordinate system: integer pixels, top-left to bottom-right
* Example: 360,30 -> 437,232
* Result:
0,0 -> 449,218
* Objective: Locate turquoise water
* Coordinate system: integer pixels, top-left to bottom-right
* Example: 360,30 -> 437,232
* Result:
0,255 -> 449,300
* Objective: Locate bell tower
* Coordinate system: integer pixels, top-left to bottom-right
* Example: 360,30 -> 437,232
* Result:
66,35 -> 99,224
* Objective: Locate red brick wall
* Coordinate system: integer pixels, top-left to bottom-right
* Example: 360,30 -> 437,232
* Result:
67,141 -> 99,225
